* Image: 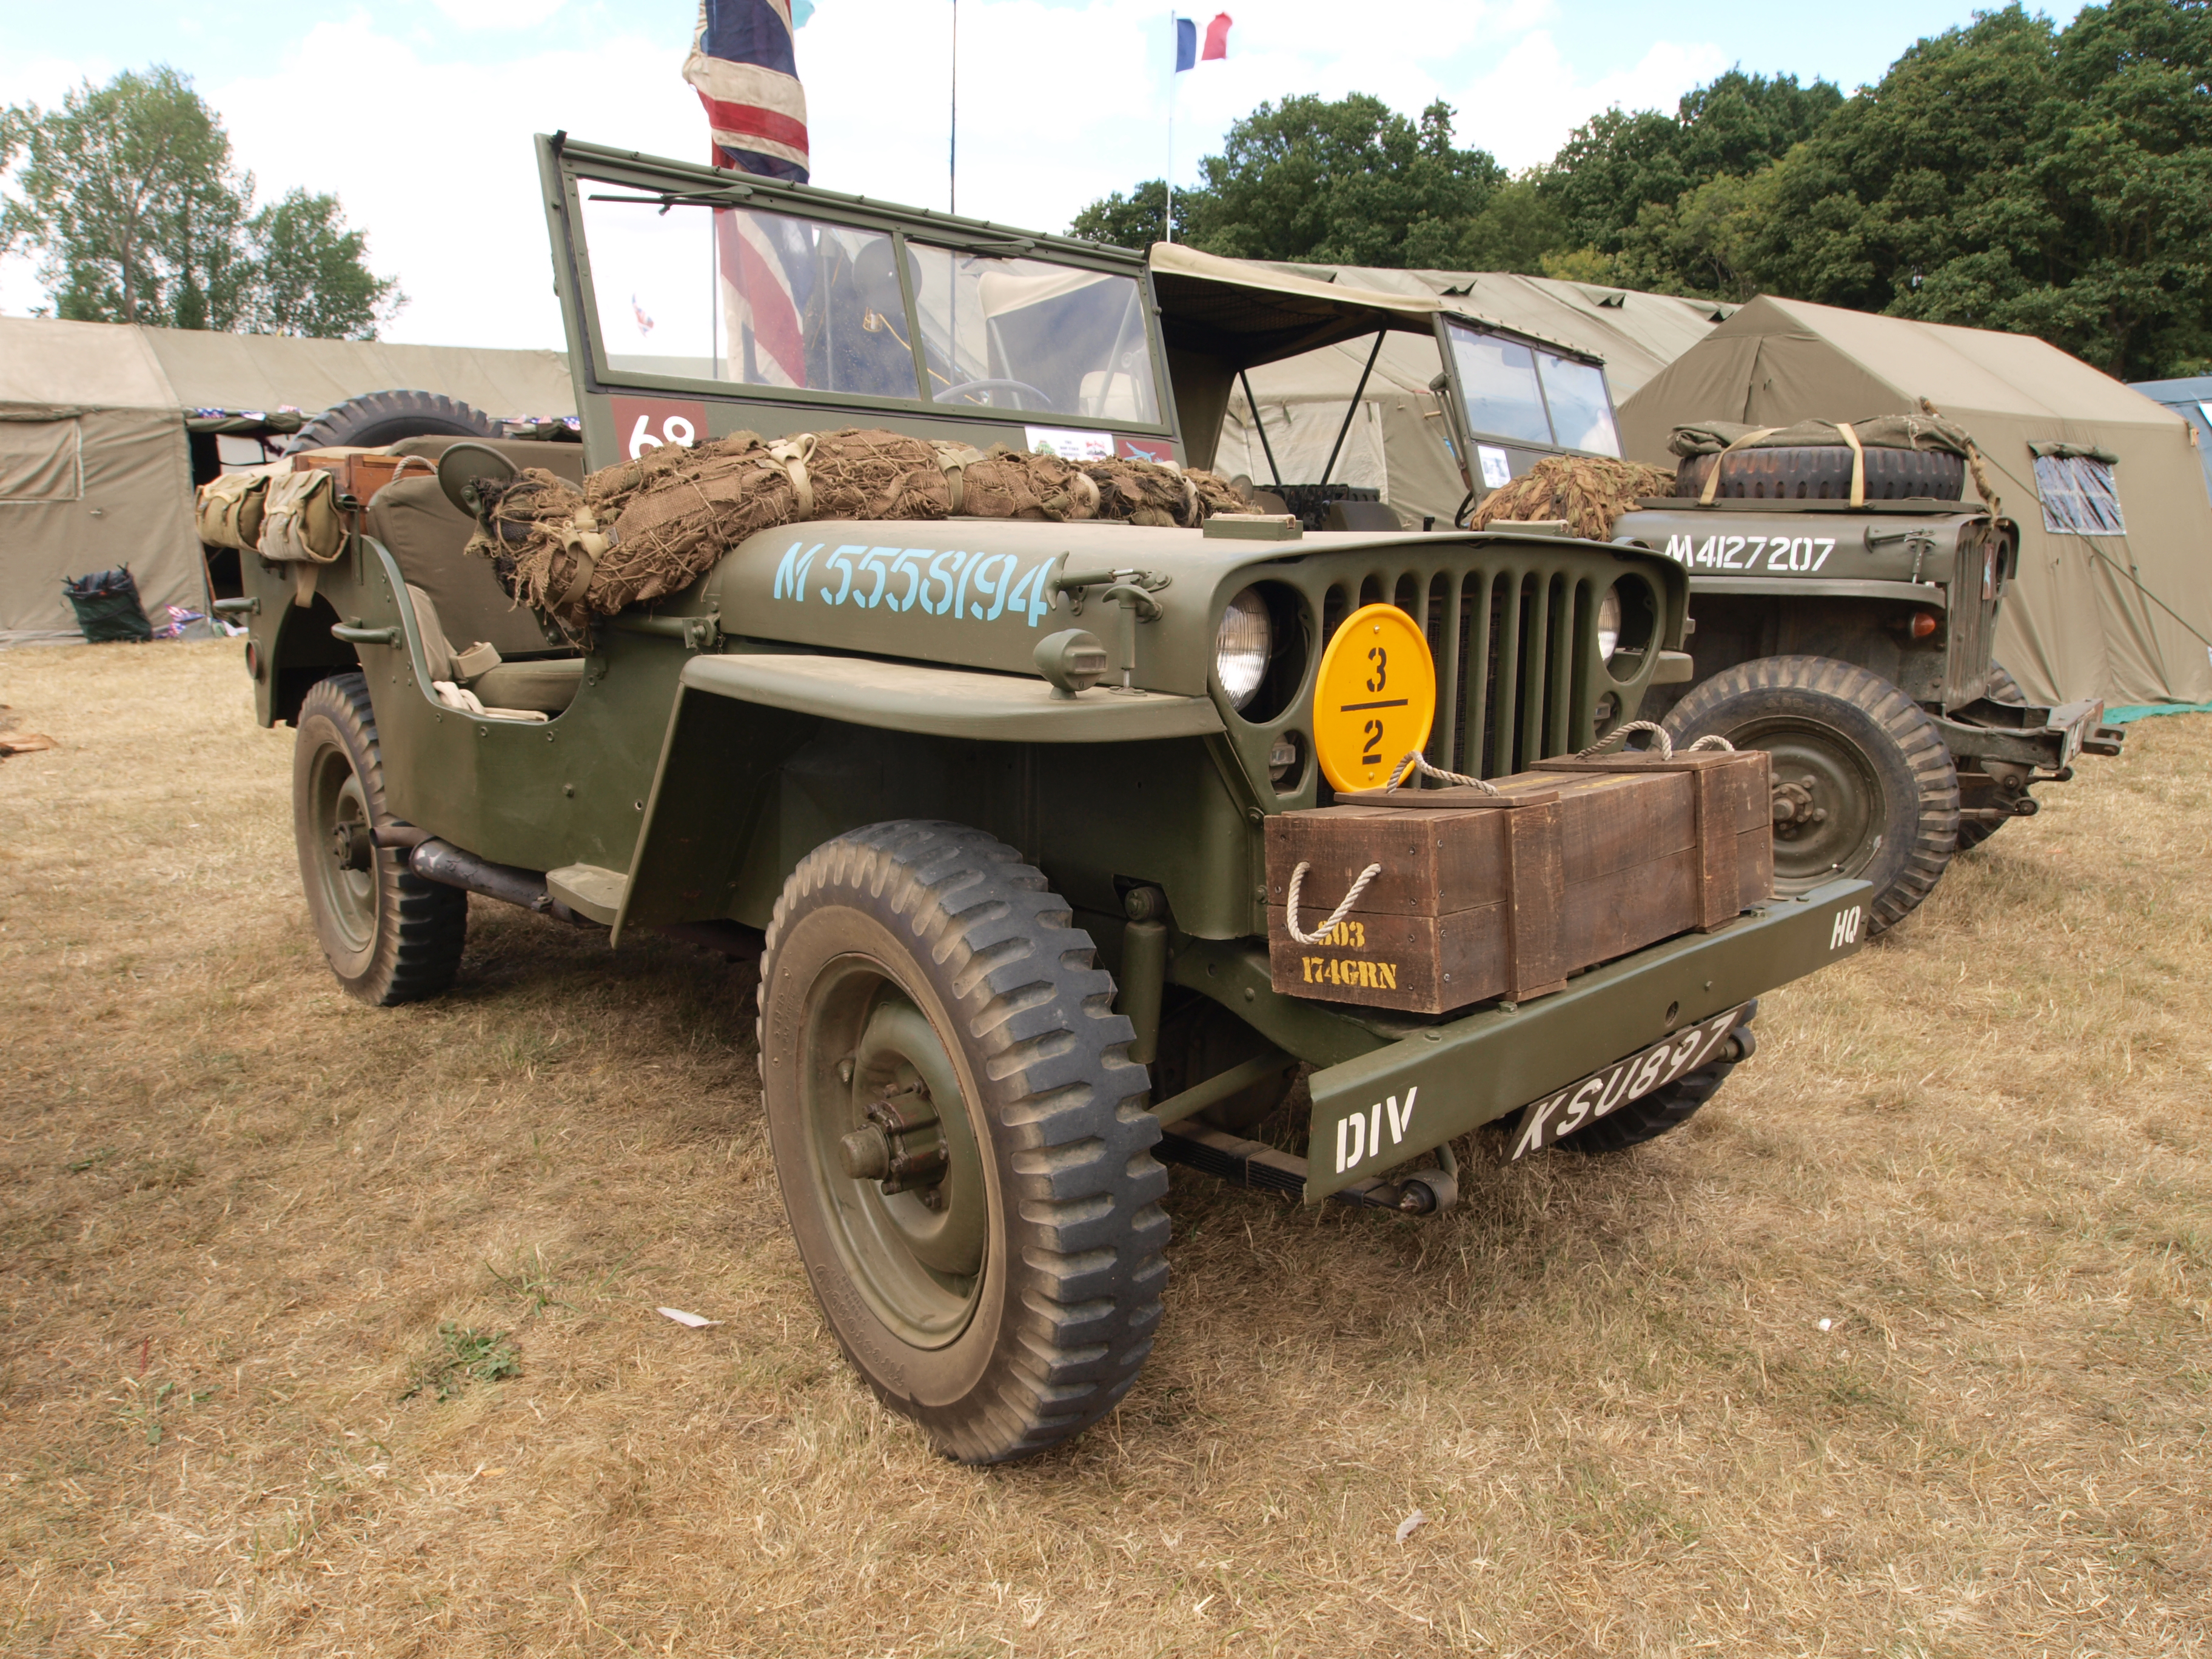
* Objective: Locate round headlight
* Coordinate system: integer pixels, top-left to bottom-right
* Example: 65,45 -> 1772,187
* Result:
1597,583 -> 1623,662
1215,587 -> 1272,709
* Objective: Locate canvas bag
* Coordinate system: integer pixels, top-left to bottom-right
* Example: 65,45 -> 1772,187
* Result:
194,471 -> 269,551
259,467 -> 346,564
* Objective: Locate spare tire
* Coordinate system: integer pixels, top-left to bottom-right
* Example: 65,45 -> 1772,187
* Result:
1675,445 -> 1965,503
284,389 -> 499,455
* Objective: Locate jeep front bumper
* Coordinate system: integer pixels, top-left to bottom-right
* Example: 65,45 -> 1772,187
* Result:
1295,878 -> 1873,1200
1933,694 -> 2122,771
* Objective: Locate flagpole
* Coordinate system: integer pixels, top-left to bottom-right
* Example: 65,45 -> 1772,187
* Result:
950,0 -> 959,214
1165,12 -> 1175,243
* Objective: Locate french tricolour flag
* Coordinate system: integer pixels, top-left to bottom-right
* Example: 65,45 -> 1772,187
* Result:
683,0 -> 810,184
1175,12 -> 1232,71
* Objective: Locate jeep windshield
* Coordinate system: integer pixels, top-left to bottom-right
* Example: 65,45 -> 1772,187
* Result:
576,187 -> 1161,424
1443,316 -> 1621,457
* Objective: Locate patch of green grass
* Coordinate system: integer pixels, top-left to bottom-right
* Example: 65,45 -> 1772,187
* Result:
401,1324 -> 521,1403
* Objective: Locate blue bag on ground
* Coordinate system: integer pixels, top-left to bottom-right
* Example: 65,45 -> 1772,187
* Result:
62,566 -> 153,643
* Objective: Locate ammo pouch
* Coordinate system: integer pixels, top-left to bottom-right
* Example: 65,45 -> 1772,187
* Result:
260,468 -> 346,565
195,471 -> 269,552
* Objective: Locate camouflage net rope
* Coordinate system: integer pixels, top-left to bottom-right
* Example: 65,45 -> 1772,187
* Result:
1467,456 -> 1677,543
468,427 -> 1248,635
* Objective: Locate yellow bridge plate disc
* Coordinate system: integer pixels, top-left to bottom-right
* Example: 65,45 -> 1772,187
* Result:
1312,603 -> 1437,793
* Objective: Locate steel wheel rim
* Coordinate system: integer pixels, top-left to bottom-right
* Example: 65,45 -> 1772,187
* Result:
308,743 -> 377,954
1734,716 -> 1885,893
799,956 -> 988,1349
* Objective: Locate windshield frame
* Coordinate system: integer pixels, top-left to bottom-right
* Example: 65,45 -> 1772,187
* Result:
552,142 -> 1177,440
1432,313 -> 1621,459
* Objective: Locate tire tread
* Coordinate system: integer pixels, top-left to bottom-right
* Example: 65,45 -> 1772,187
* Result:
757,820 -> 1167,1464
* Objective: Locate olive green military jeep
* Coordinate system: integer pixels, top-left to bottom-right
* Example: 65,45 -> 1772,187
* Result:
227,135 -> 1871,1464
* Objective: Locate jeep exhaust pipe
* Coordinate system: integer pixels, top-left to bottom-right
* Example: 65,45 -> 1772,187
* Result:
403,836 -> 599,927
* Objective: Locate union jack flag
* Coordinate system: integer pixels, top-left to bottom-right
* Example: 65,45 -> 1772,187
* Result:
682,0 -> 810,184
716,209 -> 814,388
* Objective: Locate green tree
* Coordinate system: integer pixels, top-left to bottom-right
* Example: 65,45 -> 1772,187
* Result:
1746,1 -> 2211,378
1436,178 -> 1571,275
1191,95 -> 1503,265
246,189 -> 402,340
1538,69 -> 1841,258
1068,179 -> 1194,249
1,67 -> 251,327
2,66 -> 400,339
1071,95 -> 1504,267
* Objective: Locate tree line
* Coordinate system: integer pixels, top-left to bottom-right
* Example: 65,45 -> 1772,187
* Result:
1,67 -> 400,340
1071,0 -> 2211,383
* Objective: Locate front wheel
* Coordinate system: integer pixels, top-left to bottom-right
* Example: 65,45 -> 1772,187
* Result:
1662,655 -> 1957,934
292,674 -> 468,1004
756,822 -> 1168,1464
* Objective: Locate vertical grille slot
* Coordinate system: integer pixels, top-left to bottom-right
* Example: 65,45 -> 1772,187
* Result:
1314,554 -> 1592,783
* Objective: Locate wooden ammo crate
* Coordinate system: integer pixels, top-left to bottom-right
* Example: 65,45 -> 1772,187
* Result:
1265,749 -> 1773,1014
291,449 -> 438,511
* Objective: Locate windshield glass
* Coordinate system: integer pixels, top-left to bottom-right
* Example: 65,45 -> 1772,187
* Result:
1536,351 -> 1620,455
905,244 -> 1159,422
1444,320 -> 1552,446
578,187 -> 922,397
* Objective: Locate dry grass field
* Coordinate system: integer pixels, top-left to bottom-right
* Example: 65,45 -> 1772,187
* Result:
2,639 -> 2208,1658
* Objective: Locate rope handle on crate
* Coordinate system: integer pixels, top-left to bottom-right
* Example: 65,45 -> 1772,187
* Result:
1386,749 -> 1501,796
1572,721 -> 1736,761
1284,860 -> 1383,947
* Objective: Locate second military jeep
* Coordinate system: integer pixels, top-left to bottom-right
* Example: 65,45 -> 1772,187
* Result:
226,136 -> 1869,1464
1219,264 -> 2129,936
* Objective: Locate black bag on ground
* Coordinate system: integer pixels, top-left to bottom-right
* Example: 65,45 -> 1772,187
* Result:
62,566 -> 153,643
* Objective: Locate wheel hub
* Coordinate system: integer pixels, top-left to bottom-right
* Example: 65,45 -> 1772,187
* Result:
798,971 -> 989,1347
1769,773 -> 1831,838
328,820 -> 374,870
839,1076 -> 952,1210
1728,721 -> 1883,891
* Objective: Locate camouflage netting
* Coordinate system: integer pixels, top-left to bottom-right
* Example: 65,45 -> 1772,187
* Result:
468,427 -> 1248,634
1467,455 -> 1677,542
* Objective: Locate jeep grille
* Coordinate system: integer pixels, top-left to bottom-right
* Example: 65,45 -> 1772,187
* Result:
1314,554 -> 1604,778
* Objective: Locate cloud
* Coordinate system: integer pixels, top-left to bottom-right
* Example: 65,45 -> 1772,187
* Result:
432,0 -> 565,26
207,18 -> 701,350
1,4 -> 1737,349
1452,33 -> 1732,170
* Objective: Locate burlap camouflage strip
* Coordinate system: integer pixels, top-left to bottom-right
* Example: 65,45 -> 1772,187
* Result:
469,427 -> 1248,635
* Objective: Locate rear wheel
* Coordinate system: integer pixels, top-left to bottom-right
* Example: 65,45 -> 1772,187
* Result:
756,821 -> 1168,1464
292,674 -> 467,1003
1663,655 -> 1957,934
284,389 -> 497,455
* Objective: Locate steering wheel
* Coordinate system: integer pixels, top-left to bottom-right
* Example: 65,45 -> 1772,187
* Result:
935,377 -> 1056,412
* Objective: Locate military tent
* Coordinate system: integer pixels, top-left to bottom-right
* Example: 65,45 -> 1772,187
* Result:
0,319 -> 203,643
0,316 -> 575,643
2128,375 -> 2212,507
1170,250 -> 1729,528
1617,295 -> 2212,709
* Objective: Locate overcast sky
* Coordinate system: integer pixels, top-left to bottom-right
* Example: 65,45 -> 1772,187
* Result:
1,0 -> 2085,353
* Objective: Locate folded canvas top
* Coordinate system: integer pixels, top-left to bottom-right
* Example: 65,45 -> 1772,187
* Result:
1669,413 -> 1979,460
